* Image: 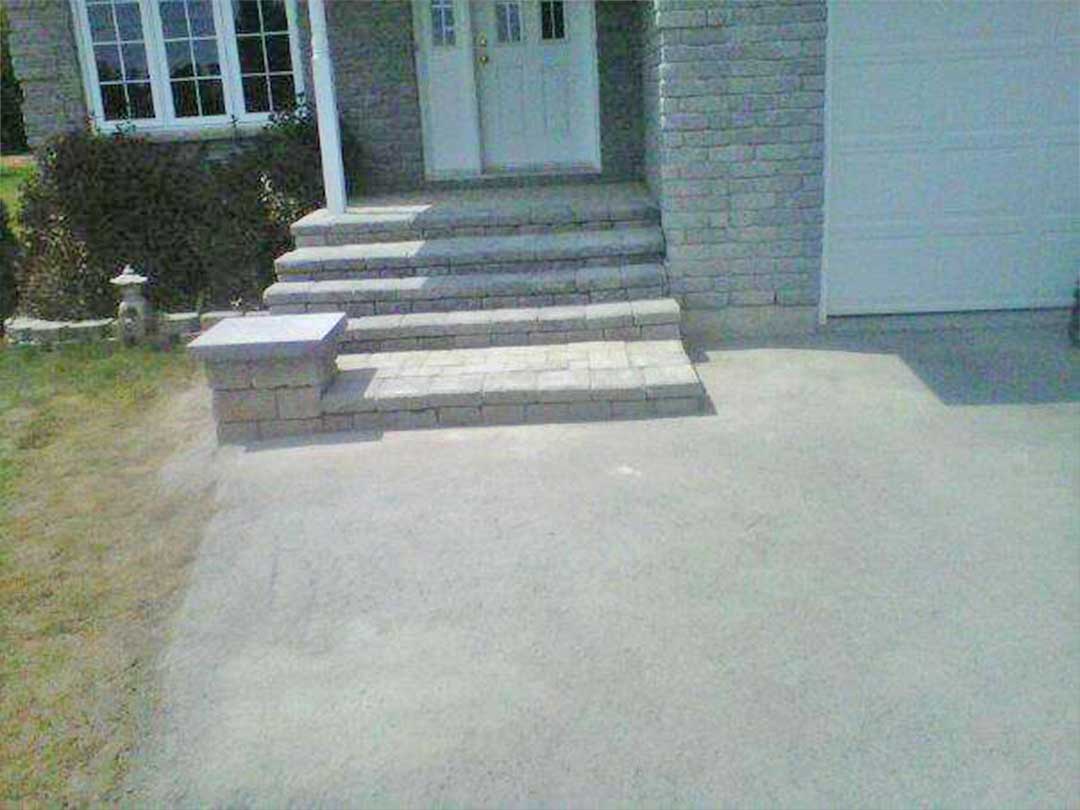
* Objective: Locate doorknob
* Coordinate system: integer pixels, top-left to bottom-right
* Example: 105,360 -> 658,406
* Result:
477,34 -> 487,46
479,53 -> 489,64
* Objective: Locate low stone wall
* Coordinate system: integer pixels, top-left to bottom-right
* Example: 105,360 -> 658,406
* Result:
3,311 -> 267,347
187,313 -> 346,444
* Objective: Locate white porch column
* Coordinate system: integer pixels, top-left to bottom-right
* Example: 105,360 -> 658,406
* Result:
308,0 -> 347,214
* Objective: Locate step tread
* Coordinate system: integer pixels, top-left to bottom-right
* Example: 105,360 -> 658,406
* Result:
345,298 -> 680,340
276,227 -> 664,273
292,182 -> 659,237
265,263 -> 666,305
322,340 -> 705,416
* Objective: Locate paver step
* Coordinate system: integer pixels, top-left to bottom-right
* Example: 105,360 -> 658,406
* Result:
340,298 -> 682,352
291,182 -> 660,246
319,340 -> 707,431
274,227 -> 665,280
265,263 -> 668,317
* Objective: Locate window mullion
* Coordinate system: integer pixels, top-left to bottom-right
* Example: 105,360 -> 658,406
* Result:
213,0 -> 242,120
143,0 -> 175,123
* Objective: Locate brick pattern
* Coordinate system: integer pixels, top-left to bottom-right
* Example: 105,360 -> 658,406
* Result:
5,0 -> 88,147
205,353 -> 337,443
264,264 -> 668,316
644,0 -> 827,314
320,340 -> 705,431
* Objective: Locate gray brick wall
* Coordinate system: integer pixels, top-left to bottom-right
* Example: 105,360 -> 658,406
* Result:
5,0 -> 88,147
644,0 -> 826,314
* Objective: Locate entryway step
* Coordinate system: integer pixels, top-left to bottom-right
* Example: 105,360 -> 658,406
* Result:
340,298 -> 681,352
292,181 -> 659,246
265,263 -> 667,316
274,227 -> 665,280
320,340 -> 707,431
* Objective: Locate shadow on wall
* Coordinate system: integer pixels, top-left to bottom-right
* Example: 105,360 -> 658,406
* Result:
689,321 -> 1080,408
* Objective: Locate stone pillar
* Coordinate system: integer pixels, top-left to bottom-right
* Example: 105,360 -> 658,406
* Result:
188,313 -> 346,444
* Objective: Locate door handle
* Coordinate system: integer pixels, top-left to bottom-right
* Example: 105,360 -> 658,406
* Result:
477,34 -> 488,47
479,53 -> 489,64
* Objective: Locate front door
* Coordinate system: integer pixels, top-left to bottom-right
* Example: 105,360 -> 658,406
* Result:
412,0 -> 600,177
471,0 -> 600,171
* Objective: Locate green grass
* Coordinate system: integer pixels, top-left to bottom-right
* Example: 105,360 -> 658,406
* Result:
0,342 -> 210,804
0,155 -> 34,221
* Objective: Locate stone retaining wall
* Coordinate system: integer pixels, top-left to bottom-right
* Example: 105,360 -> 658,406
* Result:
3,311 -> 264,347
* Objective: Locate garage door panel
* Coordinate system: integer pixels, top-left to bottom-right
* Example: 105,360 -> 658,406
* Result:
824,0 -> 1079,315
827,148 -> 930,222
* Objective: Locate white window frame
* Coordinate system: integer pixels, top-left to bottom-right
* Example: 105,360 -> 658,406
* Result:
70,0 -> 306,136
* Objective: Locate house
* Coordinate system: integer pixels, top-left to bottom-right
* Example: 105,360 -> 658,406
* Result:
6,1 -> 1079,436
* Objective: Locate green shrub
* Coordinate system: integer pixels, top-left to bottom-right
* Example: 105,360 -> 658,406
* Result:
0,200 -> 16,324
14,105 -> 336,321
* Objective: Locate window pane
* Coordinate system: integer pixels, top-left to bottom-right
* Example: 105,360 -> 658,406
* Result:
237,36 -> 264,73
198,79 -> 225,114
95,44 -> 123,81
233,0 -> 261,33
101,84 -> 128,119
268,73 -> 294,111
166,40 -> 194,78
128,82 -> 154,117
431,0 -> 454,47
88,4 -> 116,41
496,2 -> 521,44
264,34 -> 290,72
540,1 -> 563,39
242,76 -> 270,112
192,38 -> 220,76
114,2 -> 143,39
187,0 -> 215,35
159,0 -> 188,37
171,79 -> 199,116
121,42 -> 149,79
260,0 -> 288,32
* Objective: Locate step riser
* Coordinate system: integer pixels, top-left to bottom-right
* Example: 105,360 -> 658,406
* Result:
295,218 -> 660,248
276,253 -> 664,281
317,396 -> 706,433
341,323 -> 681,353
269,286 -> 667,317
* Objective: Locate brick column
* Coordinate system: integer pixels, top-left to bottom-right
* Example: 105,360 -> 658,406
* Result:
645,0 -> 827,336
188,313 -> 346,444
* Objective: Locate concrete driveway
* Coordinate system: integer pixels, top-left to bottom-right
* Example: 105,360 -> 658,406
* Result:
133,324 -> 1079,808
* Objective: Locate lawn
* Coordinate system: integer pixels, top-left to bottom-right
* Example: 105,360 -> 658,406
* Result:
0,342 -> 212,804
0,153 -> 34,221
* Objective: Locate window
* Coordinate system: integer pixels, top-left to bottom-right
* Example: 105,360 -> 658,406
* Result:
75,0 -> 303,131
85,1 -> 155,120
495,1 -> 521,44
540,1 -> 564,40
430,0 -> 455,47
232,0 -> 296,113
159,0 -> 225,117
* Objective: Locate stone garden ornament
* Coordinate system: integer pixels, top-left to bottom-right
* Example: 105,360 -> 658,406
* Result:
110,265 -> 152,346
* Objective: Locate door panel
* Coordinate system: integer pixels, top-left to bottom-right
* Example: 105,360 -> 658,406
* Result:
472,0 -> 600,171
824,0 -> 1079,314
412,0 -> 482,176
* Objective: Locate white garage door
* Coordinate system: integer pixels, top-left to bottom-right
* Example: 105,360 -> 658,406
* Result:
824,2 -> 1079,315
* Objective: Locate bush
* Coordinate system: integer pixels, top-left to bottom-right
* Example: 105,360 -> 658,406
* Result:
14,105 -> 335,321
0,200 -> 16,324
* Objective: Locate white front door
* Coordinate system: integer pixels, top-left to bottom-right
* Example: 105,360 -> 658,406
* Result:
471,0 -> 600,171
412,0 -> 600,177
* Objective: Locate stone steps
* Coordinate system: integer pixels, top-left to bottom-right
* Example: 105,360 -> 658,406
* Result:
274,227 -> 665,280
340,298 -> 681,352
291,182 -> 660,246
264,263 -> 668,317
319,340 -> 706,432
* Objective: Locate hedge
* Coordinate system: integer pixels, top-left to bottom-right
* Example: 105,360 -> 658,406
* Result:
14,105 -> 342,321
